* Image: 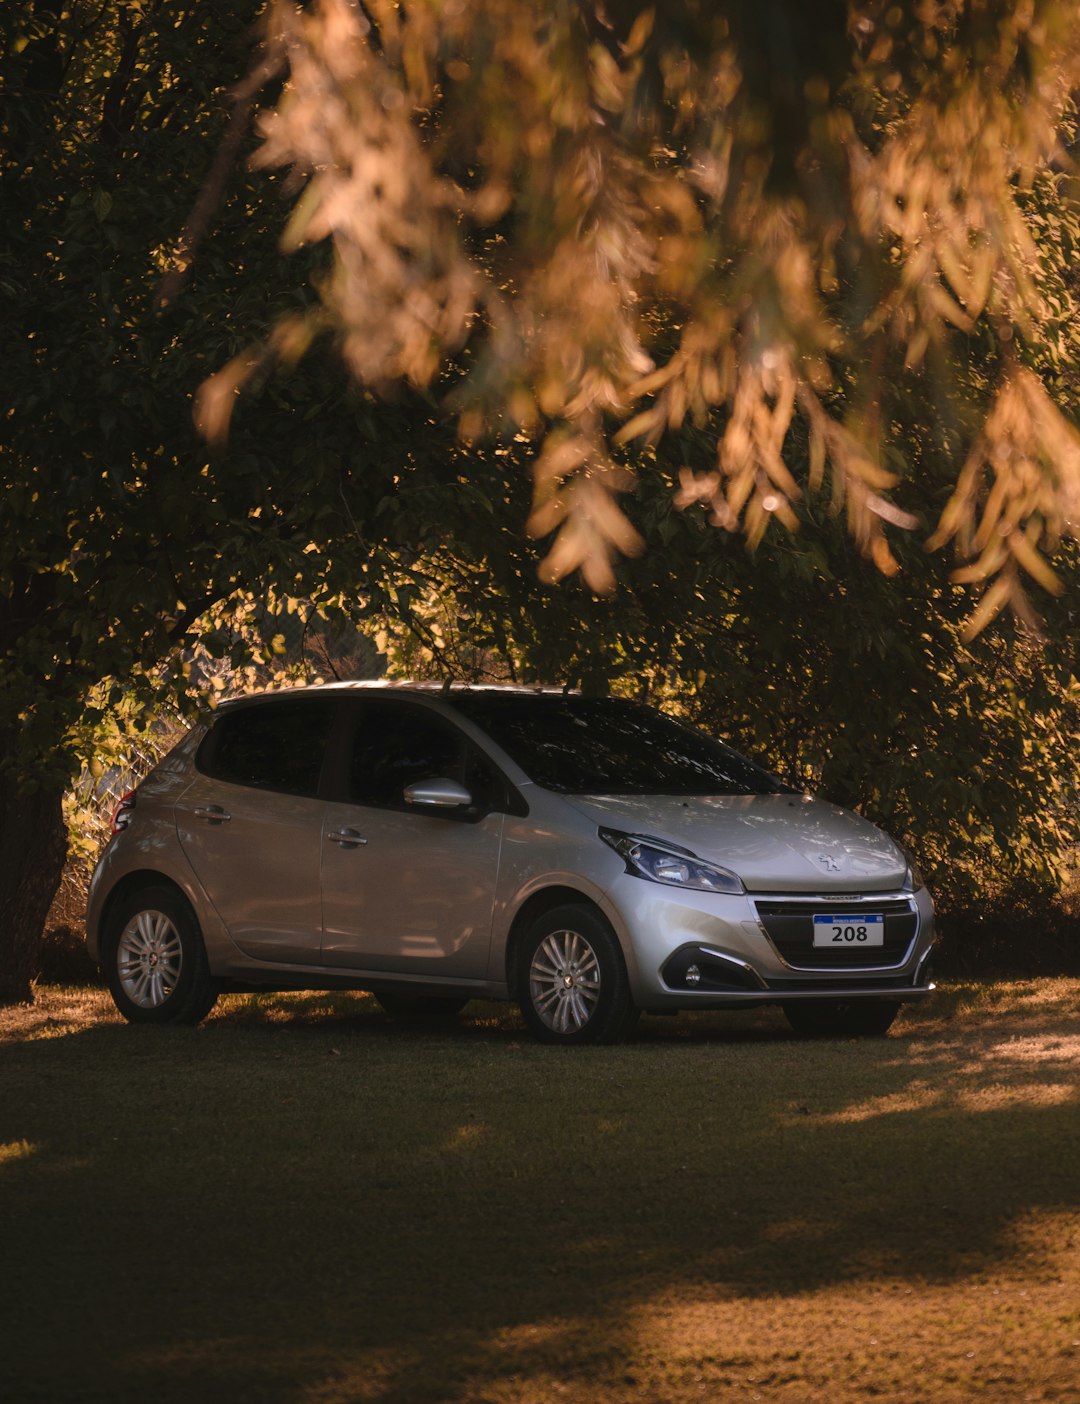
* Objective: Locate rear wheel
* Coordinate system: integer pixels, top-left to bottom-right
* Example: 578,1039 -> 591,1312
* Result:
103,885 -> 219,1025
517,904 -> 638,1046
783,999 -> 901,1039
374,992 -> 469,1020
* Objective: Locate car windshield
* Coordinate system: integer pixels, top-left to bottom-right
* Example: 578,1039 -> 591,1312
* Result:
448,693 -> 792,796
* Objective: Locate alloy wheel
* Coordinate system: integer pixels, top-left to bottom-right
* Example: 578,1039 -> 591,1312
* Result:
527,928 -> 602,1035
117,909 -> 184,1009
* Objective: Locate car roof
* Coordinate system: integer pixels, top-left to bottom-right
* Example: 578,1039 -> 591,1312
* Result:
212,680 -> 580,713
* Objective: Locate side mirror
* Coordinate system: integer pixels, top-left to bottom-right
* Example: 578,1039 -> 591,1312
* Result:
402,777 -> 472,809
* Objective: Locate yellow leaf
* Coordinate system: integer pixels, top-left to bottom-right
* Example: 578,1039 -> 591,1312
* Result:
1007,530 -> 1063,596
961,574 -> 1013,641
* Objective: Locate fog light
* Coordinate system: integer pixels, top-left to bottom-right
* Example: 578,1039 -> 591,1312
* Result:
685,964 -> 701,986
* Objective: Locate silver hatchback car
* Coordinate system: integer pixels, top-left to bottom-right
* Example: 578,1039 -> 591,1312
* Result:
87,683 -> 936,1043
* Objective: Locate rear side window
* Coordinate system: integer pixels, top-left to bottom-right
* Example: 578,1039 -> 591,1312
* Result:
198,698 -> 337,798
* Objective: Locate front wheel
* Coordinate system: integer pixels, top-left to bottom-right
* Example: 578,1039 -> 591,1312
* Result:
517,904 -> 638,1046
103,885 -> 219,1025
783,999 -> 901,1039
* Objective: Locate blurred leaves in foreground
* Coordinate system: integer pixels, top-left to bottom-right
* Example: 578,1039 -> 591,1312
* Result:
203,0 -> 1080,633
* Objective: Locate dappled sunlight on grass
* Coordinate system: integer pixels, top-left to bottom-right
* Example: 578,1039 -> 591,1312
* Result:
1,984 -> 120,1043
621,1239 -> 1080,1404
979,1030 -> 1080,1065
814,1010 -> 1080,1125
957,1080 -> 1076,1111
818,1076 -> 1078,1124
2,979 -> 1079,1401
17,976 -> 1074,1046
440,1121 -> 488,1153
0,1138 -> 37,1166
899,978 -> 1080,1033
211,989 -> 384,1026
812,1080 -> 943,1123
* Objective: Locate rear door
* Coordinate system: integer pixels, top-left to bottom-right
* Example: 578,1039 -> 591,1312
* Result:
176,695 -> 338,965
320,698 -> 504,978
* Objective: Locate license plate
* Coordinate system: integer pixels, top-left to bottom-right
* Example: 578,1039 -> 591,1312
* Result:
813,914 -> 885,948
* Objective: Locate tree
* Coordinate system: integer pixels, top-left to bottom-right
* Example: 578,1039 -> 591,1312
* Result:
208,0 -> 1080,630
0,0 -> 464,1001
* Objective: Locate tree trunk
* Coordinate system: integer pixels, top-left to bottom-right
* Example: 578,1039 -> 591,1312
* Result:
0,772 -> 68,1005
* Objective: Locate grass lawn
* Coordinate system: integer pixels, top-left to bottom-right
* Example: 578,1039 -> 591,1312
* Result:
1,981 -> 1078,1403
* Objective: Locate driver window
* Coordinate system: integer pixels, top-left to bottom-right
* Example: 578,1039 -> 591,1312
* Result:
349,703 -> 466,810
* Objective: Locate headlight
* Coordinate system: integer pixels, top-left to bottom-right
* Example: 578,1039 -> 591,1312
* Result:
599,828 -> 744,895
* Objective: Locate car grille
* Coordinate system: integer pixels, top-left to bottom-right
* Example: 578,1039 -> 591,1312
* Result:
754,898 -> 918,971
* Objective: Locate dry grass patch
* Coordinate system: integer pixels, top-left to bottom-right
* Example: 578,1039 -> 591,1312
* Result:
1,982 -> 1078,1403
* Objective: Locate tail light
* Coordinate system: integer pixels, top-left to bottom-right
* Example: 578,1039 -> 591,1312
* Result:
111,790 -> 137,834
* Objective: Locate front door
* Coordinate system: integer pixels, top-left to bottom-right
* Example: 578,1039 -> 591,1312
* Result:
320,700 -> 503,978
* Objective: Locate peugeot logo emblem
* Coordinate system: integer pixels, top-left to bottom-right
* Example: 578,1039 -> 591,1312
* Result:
817,854 -> 841,872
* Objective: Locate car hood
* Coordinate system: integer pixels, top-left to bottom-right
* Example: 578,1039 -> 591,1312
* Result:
563,792 -> 908,893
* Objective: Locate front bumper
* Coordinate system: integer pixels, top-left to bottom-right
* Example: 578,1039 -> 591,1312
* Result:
603,875 -> 936,1011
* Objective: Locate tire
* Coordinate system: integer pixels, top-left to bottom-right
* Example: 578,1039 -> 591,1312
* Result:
517,903 -> 638,1046
103,885 -> 219,1026
374,992 -> 469,1020
783,999 -> 901,1039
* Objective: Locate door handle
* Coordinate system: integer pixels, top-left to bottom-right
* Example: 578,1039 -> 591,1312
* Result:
193,805 -> 231,823
328,827 -> 368,847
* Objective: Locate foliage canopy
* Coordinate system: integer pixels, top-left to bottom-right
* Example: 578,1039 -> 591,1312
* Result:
1,0 -> 444,783
204,0 -> 1080,635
